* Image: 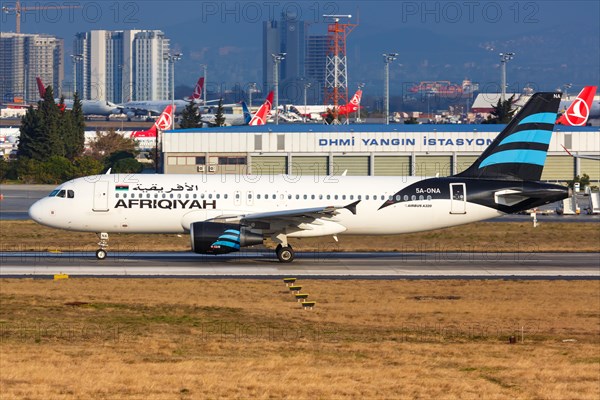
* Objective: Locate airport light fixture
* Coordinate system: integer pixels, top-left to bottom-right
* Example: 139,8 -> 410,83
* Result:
160,52 -> 182,173
303,81 -> 312,123
272,53 -> 286,125
357,82 -> 365,122
248,82 -> 257,109
70,54 -> 83,97
383,53 -> 398,125
499,52 -> 515,102
562,83 -> 573,99
200,64 -> 207,106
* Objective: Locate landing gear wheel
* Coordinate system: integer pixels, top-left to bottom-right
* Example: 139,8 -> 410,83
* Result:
96,249 -> 107,260
276,246 -> 294,263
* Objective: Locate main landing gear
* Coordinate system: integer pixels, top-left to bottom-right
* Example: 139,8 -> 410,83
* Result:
96,232 -> 109,260
275,243 -> 295,263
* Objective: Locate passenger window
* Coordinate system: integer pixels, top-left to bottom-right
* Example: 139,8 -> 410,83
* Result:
404,195 -> 409,201
395,195 -> 401,201
327,195 -> 331,200
193,194 -> 197,199
201,193 -> 206,199
311,195 -> 315,200
358,195 -> 362,200
427,195 -> 432,201
67,190 -> 74,199
209,194 -> 213,199
350,195 -> 354,200
170,194 -> 174,199
342,195 -> 346,200
304,195 -> 308,200
123,193 -> 127,199
185,194 -> 189,199
295,194 -> 299,200
216,194 -> 220,199
257,194 -> 261,200
319,194 -> 323,200
365,195 -> 369,200
247,193 -> 251,199
272,194 -> 276,200
147,193 -> 151,199
224,194 -> 228,199
161,194 -> 166,199
334,195 -> 338,200
115,193 -> 119,199
411,195 -> 416,201
419,195 -> 424,201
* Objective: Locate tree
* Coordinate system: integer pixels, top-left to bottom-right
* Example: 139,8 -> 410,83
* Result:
64,92 -> 85,160
179,102 -> 202,129
482,95 -> 516,124
17,105 -> 47,160
87,129 -> 137,161
214,99 -> 226,127
37,85 -> 64,158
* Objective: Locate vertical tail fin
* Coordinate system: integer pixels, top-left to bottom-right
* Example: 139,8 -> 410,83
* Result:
190,77 -> 205,102
36,77 -> 46,98
556,86 -> 597,126
241,101 -> 252,124
456,92 -> 562,181
154,105 -> 175,131
249,91 -> 274,126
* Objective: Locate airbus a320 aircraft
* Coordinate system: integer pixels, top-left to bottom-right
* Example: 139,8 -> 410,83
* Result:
29,93 -> 568,263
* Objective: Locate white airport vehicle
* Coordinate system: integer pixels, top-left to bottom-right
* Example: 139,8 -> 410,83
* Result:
29,93 -> 568,262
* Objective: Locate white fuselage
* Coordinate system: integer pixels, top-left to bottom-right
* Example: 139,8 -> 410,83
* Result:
29,174 -> 502,236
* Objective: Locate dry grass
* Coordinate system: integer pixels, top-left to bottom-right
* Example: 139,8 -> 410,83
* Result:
1,220 -> 599,253
1,279 -> 599,399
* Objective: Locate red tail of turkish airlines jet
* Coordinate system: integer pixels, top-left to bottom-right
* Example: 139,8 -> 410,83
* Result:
322,89 -> 363,117
556,86 -> 597,126
36,77 -> 47,98
187,77 -> 205,102
131,105 -> 175,139
249,91 -> 274,126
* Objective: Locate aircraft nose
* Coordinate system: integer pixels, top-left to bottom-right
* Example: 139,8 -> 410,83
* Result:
28,199 -> 45,224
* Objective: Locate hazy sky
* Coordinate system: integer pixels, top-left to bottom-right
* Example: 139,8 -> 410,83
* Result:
2,0 -> 598,94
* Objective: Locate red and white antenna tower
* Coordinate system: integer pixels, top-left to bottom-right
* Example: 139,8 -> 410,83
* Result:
323,14 -> 357,123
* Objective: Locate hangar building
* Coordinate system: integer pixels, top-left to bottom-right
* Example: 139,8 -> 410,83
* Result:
162,124 -> 600,183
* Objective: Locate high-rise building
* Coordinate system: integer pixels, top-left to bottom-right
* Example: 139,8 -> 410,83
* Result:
74,29 -> 170,103
262,12 -> 307,103
305,35 -> 328,104
0,33 -> 64,103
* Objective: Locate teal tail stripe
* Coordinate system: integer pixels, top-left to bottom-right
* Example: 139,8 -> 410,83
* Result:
518,112 -> 556,125
480,149 -> 547,168
212,241 -> 240,249
499,129 -> 553,146
224,229 -> 240,235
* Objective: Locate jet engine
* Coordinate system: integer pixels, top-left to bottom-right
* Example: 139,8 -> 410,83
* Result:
190,222 -> 263,254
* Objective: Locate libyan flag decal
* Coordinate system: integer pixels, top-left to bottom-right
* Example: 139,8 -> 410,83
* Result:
115,185 -> 129,191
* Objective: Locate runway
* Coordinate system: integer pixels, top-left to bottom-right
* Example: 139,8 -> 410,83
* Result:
1,251 -> 598,279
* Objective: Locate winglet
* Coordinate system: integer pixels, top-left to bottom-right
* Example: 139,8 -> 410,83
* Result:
344,200 -> 361,215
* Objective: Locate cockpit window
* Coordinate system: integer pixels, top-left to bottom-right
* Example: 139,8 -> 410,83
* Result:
57,190 -> 66,198
67,190 -> 75,199
49,190 -> 59,197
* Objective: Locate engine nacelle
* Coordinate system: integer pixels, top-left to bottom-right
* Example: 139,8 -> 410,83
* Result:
190,222 -> 263,255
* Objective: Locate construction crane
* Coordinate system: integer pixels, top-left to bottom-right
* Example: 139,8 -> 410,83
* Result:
323,14 -> 357,124
2,0 -> 80,34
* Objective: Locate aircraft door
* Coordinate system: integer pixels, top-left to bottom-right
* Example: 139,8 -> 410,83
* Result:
93,181 -> 110,212
450,183 -> 466,214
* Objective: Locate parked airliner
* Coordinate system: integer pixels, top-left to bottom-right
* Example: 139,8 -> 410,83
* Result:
29,93 -> 568,263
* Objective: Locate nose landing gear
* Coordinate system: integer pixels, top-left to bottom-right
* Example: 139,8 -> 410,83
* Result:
96,232 -> 109,260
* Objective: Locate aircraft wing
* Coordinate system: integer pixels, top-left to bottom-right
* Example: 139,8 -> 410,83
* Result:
242,201 -> 359,222
208,201 -> 360,232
